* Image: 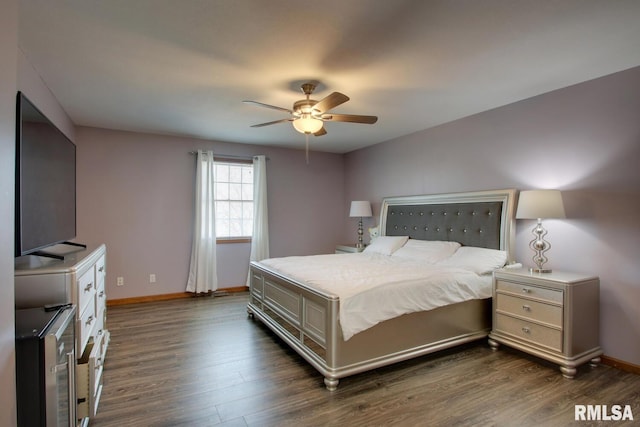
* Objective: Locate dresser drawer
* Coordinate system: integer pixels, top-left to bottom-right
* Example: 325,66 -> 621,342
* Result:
77,330 -> 108,418
95,292 -> 106,327
495,313 -> 562,352
78,299 -> 96,354
92,306 -> 105,339
496,279 -> 563,304
496,293 -> 563,327
96,275 -> 106,320
95,254 -> 106,291
78,267 -> 96,314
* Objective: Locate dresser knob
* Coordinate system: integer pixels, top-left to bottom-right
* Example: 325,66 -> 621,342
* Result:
521,327 -> 531,334
522,305 -> 531,311
522,288 -> 531,294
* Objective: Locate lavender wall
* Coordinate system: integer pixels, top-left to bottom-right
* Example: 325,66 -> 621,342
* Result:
0,1 -> 18,424
344,66 -> 640,365
74,127 -> 345,300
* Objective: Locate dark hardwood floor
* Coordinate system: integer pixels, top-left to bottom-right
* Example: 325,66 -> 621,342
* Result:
90,293 -> 639,426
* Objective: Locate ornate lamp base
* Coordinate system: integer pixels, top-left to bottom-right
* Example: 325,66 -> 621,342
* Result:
356,217 -> 364,248
529,218 -> 553,273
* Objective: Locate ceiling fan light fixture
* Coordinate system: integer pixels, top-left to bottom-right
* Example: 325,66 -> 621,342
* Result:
246,82 -> 377,140
292,116 -> 323,134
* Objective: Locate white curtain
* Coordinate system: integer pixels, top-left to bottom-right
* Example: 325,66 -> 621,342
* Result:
186,150 -> 218,293
247,155 -> 269,285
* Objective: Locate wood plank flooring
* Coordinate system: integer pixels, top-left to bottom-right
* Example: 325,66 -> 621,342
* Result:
90,293 -> 640,426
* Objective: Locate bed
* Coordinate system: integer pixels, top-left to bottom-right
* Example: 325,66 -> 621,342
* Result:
247,189 -> 517,390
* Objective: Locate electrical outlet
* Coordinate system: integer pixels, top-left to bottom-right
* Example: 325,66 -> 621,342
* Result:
117,277 -> 124,287
149,274 -> 156,283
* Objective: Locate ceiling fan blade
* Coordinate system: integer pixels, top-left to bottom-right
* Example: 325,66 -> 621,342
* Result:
250,118 -> 292,128
243,100 -> 293,114
314,127 -> 327,136
322,114 -> 378,124
313,92 -> 349,113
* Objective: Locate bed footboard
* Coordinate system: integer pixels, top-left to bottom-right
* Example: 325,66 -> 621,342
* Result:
248,261 -> 491,391
247,261 -> 340,388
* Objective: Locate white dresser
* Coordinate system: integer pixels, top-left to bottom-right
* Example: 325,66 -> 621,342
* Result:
15,244 -> 110,424
488,268 -> 602,378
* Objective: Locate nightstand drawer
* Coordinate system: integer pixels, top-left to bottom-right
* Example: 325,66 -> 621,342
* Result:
496,279 -> 563,304
496,293 -> 563,327
495,313 -> 562,352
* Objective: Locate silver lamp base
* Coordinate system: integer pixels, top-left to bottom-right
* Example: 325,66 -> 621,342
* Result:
528,219 -> 554,274
356,217 -> 365,248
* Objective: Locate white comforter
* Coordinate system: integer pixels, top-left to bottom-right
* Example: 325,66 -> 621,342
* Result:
258,253 -> 492,341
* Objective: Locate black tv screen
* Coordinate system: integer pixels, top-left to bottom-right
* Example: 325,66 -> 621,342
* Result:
15,92 -> 77,257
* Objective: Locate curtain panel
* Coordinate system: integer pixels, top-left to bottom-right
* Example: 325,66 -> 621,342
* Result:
186,150 -> 218,293
247,155 -> 269,285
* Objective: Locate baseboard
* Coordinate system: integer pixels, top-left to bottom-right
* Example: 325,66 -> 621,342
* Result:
106,286 -> 248,306
601,355 -> 640,375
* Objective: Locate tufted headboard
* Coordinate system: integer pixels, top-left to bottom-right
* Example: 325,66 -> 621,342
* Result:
379,189 -> 517,262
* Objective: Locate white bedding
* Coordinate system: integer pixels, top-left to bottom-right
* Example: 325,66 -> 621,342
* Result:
258,252 -> 492,340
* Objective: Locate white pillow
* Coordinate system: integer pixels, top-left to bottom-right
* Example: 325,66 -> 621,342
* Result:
392,240 -> 461,263
363,236 -> 409,255
438,246 -> 507,274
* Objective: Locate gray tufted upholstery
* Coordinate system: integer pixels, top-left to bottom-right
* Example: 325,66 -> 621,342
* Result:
384,202 -> 503,249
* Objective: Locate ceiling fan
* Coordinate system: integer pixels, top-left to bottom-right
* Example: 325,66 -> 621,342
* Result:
243,82 -> 378,136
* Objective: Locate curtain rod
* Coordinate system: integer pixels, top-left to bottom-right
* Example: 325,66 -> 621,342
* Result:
188,151 -> 269,161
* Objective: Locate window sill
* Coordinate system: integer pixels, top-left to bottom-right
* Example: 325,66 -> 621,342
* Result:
216,238 -> 251,244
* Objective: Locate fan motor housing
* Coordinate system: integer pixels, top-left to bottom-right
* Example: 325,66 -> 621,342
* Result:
293,99 -> 320,116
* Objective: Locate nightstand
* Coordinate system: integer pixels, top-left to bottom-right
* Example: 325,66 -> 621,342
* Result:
335,244 -> 365,254
488,268 -> 602,378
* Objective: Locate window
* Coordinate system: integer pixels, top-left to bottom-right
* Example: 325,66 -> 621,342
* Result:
212,160 -> 253,240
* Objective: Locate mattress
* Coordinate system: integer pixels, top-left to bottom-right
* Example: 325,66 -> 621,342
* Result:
258,253 -> 492,340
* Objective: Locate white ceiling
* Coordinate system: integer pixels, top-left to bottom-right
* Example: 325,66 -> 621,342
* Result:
18,0 -> 640,153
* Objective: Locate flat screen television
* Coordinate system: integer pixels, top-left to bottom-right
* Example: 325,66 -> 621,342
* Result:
15,92 -> 77,257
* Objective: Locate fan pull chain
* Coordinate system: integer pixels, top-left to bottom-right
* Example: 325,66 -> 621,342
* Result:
305,133 -> 310,164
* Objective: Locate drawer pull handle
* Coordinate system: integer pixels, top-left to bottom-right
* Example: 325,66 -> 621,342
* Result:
95,358 -> 103,368
85,315 -> 94,325
84,283 -> 93,292
522,288 -> 531,293
522,304 -> 531,311
99,266 -> 105,272
99,291 -> 105,298
521,327 -> 531,334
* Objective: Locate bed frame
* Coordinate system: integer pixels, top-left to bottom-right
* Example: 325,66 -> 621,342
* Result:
247,189 -> 517,390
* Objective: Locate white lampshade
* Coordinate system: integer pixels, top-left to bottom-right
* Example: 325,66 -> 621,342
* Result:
349,201 -> 372,218
292,116 -> 323,134
516,190 -> 566,219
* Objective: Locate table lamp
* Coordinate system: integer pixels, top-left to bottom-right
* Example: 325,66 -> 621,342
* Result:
516,190 -> 566,273
349,201 -> 372,249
